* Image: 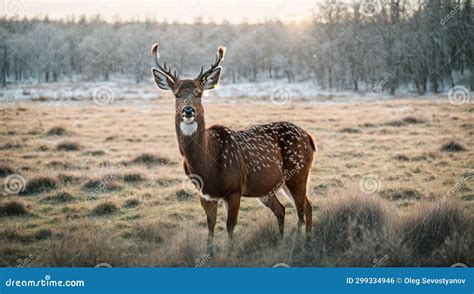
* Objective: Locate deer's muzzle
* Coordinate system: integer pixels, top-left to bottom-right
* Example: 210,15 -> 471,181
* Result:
182,106 -> 195,123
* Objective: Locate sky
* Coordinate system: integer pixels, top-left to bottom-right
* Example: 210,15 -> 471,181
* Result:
1,0 -> 318,23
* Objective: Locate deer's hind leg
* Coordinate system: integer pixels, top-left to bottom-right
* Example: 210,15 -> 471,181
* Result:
258,193 -> 285,237
284,170 -> 312,239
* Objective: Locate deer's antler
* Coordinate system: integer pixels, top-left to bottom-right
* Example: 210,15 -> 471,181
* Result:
196,46 -> 226,81
151,43 -> 179,81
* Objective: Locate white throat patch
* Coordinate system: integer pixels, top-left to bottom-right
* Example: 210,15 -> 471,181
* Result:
180,121 -> 198,136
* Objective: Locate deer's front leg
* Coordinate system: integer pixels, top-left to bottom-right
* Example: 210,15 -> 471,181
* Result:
224,193 -> 241,249
200,197 -> 218,256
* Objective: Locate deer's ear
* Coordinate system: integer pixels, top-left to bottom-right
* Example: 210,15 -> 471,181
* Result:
152,68 -> 175,91
201,67 -> 221,90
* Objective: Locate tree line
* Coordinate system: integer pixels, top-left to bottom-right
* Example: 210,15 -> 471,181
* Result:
0,0 -> 472,94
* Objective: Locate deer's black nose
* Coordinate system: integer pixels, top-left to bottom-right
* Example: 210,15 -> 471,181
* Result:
182,106 -> 195,118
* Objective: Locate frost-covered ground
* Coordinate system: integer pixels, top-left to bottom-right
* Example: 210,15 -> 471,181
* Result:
0,78 -> 468,106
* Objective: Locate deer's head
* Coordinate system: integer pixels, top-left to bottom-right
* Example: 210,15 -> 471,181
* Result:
151,43 -> 225,136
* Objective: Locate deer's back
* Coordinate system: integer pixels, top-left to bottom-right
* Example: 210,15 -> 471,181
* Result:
207,121 -> 315,198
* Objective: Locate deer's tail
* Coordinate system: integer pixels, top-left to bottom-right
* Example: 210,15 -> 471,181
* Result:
308,134 -> 316,152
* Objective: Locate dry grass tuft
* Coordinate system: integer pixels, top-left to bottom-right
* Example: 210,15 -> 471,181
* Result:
131,220 -> 165,244
0,224 -> 33,242
56,141 -> 81,151
0,200 -> 29,216
46,126 -> 69,136
314,193 -> 390,253
380,187 -> 421,200
440,140 -> 467,152
91,201 -> 120,216
129,153 -> 170,166
0,164 -> 15,177
340,127 -> 361,134
400,200 -> 472,258
394,154 -> 410,161
385,116 -> 425,127
122,172 -> 146,183
82,178 -> 122,192
124,198 -> 140,208
46,223 -> 132,267
175,189 -> 195,201
43,191 -> 74,203
21,176 -> 58,195
237,214 -> 280,257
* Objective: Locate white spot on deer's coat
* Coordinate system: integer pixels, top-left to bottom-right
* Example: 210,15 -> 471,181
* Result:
180,121 -> 198,136
199,193 -> 219,202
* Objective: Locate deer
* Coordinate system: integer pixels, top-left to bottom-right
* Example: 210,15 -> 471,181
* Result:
151,43 -> 316,255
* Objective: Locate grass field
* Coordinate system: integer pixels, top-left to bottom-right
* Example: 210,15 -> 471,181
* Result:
0,97 -> 473,267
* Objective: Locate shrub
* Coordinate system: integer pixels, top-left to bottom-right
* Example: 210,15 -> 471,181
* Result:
440,140 -> 467,152
44,191 -> 74,203
314,194 -> 390,253
46,127 -> 69,136
56,141 -> 81,151
176,189 -> 194,201
380,188 -> 421,200
122,173 -> 145,183
21,176 -> 58,195
0,164 -> 15,177
92,201 -> 119,216
0,200 -> 29,216
394,154 -> 410,161
400,201 -> 471,257
130,153 -> 170,166
124,198 -> 140,208
340,127 -> 361,134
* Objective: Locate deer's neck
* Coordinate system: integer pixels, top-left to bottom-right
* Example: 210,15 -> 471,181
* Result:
176,115 -> 211,174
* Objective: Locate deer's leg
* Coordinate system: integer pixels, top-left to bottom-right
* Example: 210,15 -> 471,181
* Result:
224,193 -> 241,246
259,194 -> 285,237
200,197 -> 218,256
305,198 -> 313,239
